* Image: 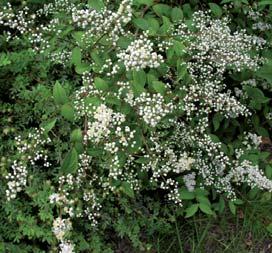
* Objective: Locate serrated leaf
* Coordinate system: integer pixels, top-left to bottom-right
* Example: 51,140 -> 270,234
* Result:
152,81 -> 166,94
147,18 -> 160,34
199,203 -> 213,215
70,129 -> 83,142
228,201 -> 236,215
259,0 -> 272,5
94,77 -> 109,90
209,3 -> 223,17
133,18 -> 149,30
53,81 -> 68,105
71,47 -> 82,66
136,0 -> 153,6
42,118 -> 57,133
61,103 -> 75,122
75,63 -> 91,75
153,4 -> 171,17
245,86 -> 269,103
185,204 -> 199,218
121,182 -> 135,198
171,7 -> 183,22
218,196 -> 225,213
88,0 -> 105,11
213,113 -> 224,131
197,196 -> 211,206
133,70 -> 146,87
0,53 -> 11,66
61,148 -> 78,174
179,189 -> 195,200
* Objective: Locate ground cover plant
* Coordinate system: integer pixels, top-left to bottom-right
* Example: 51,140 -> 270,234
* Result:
1,0 -> 272,252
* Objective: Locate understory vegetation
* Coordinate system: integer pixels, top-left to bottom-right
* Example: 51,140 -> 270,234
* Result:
1,0 -> 272,252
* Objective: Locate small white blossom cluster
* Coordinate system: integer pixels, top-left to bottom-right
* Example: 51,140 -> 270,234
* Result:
51,51 -> 72,65
5,161 -> 27,201
127,93 -> 175,127
53,217 -> 74,253
84,190 -> 102,227
117,35 -> 164,71
229,160 -> 272,191
6,128 -> 51,200
53,217 -> 72,241
0,3 -> 33,36
183,172 -> 196,192
174,11 -> 263,119
59,241 -> 75,253
176,11 -> 264,75
87,104 -> 126,143
72,0 -> 132,45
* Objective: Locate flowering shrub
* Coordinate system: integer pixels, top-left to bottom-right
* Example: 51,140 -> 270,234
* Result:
1,0 -> 272,252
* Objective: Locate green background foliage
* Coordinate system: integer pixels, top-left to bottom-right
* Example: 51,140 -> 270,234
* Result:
1,0 -> 272,252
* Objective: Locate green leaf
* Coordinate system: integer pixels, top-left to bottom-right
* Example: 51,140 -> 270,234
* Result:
75,63 -> 91,75
173,40 -> 185,56
199,203 -> 213,215
265,165 -> 272,179
0,53 -> 11,66
136,0 -> 153,6
161,16 -> 171,34
208,3 -> 223,17
153,4 -> 171,17
152,81 -> 166,94
88,0 -> 105,11
70,129 -> 83,142
171,7 -> 183,22
53,81 -> 68,105
266,223 -> 272,234
61,148 -> 78,174
61,103 -> 75,122
256,61 -> 272,83
85,96 -> 102,106
259,0 -> 272,6
133,70 -> 146,87
185,204 -> 199,218
256,127 -> 269,137
245,86 -> 269,103
42,118 -> 57,133
135,157 -> 150,164
228,201 -> 236,215
209,134 -> 220,143
121,182 -> 135,198
218,196 -> 225,213
133,18 -> 149,30
196,196 -> 211,206
213,113 -> 224,131
94,77 -> 109,91
179,189 -> 195,200
147,18 -> 160,34
71,47 -> 82,66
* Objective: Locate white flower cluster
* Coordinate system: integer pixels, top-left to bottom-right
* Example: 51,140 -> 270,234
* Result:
0,3 -> 33,35
117,35 -> 164,71
175,11 -> 262,119
53,217 -> 72,241
176,11 -> 263,75
6,128 -> 51,200
5,161 -> 27,201
59,241 -> 75,253
183,172 -> 196,192
53,217 -> 74,253
230,160 -> 272,191
72,0 -> 132,45
87,104 -> 126,143
129,93 -> 175,127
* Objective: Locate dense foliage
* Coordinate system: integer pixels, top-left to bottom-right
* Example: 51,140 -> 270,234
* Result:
1,0 -> 272,252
